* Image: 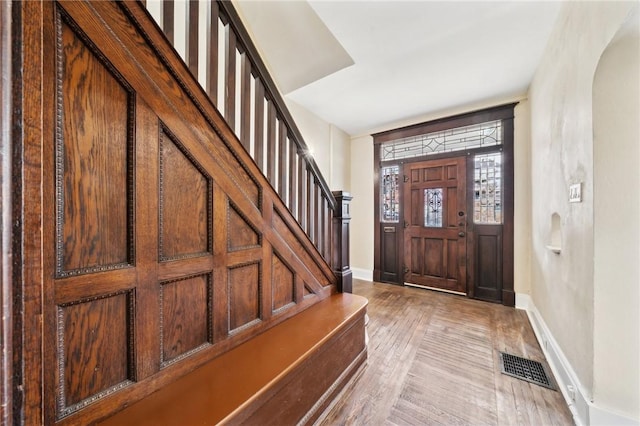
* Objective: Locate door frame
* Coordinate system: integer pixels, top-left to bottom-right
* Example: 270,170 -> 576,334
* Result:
372,104 -> 516,306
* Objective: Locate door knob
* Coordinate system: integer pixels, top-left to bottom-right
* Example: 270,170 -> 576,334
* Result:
458,231 -> 465,237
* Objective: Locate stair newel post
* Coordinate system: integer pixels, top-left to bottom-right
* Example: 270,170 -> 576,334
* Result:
332,191 -> 353,293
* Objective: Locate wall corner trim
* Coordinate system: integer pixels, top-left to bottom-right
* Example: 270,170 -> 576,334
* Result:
520,294 -> 640,426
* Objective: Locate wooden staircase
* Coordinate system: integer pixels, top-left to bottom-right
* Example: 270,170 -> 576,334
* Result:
4,1 -> 365,424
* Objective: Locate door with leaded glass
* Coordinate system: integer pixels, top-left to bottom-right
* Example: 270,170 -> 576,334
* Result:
373,104 -> 515,305
402,156 -> 467,293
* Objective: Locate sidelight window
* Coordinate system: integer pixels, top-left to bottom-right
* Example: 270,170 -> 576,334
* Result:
381,165 -> 400,222
473,153 -> 502,224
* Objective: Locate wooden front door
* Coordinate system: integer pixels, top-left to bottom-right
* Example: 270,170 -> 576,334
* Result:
403,156 -> 467,294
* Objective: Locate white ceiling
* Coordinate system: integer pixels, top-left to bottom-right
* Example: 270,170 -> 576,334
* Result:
234,1 -> 563,136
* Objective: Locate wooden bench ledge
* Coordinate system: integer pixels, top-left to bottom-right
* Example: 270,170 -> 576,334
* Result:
97,293 -> 368,425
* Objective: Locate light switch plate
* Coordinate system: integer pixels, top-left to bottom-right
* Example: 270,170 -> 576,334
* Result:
569,183 -> 582,203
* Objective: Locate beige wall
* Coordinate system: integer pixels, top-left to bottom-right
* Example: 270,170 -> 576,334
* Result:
330,125 -> 351,192
528,0 -> 636,414
349,135 -> 375,276
514,100 -> 532,295
592,14 -> 639,421
286,99 -> 350,191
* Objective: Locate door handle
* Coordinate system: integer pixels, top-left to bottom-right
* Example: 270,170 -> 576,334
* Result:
458,231 -> 465,237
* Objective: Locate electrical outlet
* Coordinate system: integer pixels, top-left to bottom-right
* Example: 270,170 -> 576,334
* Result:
567,385 -> 576,402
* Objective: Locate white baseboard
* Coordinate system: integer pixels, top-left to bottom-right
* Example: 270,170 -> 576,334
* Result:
516,293 -> 639,426
351,268 -> 373,281
590,406 -> 639,426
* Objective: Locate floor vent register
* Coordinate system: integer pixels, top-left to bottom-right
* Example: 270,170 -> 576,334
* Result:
499,352 -> 554,390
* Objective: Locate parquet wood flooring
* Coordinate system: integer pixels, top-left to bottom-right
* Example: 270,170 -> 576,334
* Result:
317,280 -> 573,426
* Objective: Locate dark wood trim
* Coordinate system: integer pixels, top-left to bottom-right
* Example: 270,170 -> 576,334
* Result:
9,3 -> 23,421
266,100 -> 276,185
186,0 -> 198,76
314,182 -> 321,248
240,53 -> 251,151
278,120 -> 287,197
206,1 -> 218,103
298,157 -> 307,230
1,2 -> 13,423
307,171 -> 314,240
253,78 -> 264,172
288,139 -> 297,216
332,192 -> 353,293
162,0 -> 174,45
501,117 -> 515,307
15,1 -> 46,422
372,145 -> 382,282
465,157 -> 476,299
323,196 -> 331,260
224,24 -> 236,129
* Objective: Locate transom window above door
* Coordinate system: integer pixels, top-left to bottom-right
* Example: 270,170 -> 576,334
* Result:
381,120 -> 502,161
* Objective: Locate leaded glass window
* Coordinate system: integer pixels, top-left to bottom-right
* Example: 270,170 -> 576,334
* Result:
381,165 -> 400,222
424,188 -> 443,227
381,120 -> 502,161
474,153 -> 502,224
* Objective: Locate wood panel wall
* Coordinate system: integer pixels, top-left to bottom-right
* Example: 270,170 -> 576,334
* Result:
13,1 -> 338,423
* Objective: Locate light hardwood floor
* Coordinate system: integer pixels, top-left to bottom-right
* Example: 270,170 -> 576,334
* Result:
318,280 -> 574,425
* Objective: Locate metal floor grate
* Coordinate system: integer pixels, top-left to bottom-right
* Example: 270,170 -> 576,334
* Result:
500,352 -> 554,390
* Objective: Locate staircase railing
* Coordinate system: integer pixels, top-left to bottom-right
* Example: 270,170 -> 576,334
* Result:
142,0 -> 351,290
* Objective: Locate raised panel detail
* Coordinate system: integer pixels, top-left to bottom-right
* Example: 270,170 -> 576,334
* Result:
424,238 -> 443,277
382,229 -> 398,276
410,189 -> 421,225
447,239 -> 458,279
56,15 -> 133,276
410,237 -> 422,275
160,274 -> 212,366
478,234 -> 499,289
303,283 -> 315,298
272,211 -> 330,287
272,253 -> 294,312
227,203 -> 260,252
446,187 -> 458,227
229,262 -> 261,333
159,126 -> 212,261
424,166 -> 442,182
58,291 -> 133,416
447,164 -> 458,180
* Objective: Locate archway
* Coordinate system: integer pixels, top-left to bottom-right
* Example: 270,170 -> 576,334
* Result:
592,6 -> 639,421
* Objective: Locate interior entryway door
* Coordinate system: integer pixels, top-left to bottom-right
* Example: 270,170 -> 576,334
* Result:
403,156 -> 467,294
